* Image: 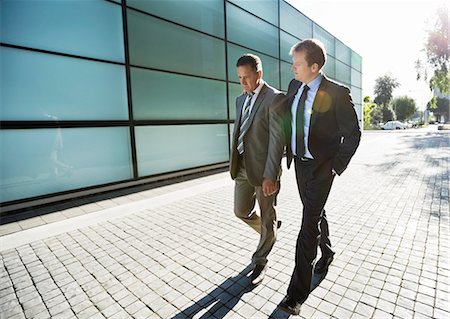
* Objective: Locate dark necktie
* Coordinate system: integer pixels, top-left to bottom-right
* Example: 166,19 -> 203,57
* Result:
296,85 -> 309,157
237,93 -> 253,154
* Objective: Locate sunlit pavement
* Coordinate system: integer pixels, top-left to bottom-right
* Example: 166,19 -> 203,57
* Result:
1,130 -> 449,319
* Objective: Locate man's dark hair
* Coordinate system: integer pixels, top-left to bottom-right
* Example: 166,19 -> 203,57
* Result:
290,39 -> 327,69
236,54 -> 262,72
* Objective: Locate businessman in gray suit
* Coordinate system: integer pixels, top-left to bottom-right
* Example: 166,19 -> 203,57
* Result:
230,54 -> 285,286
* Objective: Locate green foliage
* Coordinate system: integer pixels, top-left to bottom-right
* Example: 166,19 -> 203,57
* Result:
392,96 -> 417,121
363,102 -> 377,129
381,104 -> 396,122
417,5 -> 449,94
432,97 -> 450,122
374,75 -> 400,106
370,105 -> 384,126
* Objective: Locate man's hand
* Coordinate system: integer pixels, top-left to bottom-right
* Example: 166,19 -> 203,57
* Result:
262,178 -> 278,197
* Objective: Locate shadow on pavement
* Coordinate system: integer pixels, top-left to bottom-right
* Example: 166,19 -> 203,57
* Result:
170,265 -> 256,319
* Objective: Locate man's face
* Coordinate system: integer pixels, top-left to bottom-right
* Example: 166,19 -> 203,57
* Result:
237,65 -> 262,93
291,50 -> 317,83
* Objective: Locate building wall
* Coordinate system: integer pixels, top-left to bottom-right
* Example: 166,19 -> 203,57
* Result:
0,0 -> 362,209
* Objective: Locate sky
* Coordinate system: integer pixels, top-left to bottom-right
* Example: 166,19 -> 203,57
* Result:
286,0 -> 444,109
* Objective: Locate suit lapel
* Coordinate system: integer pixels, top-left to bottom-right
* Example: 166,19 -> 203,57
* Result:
236,94 -> 246,123
310,76 -> 328,129
247,84 -> 267,128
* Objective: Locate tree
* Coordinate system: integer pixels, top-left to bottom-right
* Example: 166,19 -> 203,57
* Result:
374,74 -> 400,106
432,97 -> 450,122
370,105 -> 384,126
381,104 -> 396,122
392,96 -> 417,121
416,5 -> 449,94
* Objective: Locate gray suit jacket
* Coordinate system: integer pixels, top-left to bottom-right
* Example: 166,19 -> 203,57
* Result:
230,83 -> 285,186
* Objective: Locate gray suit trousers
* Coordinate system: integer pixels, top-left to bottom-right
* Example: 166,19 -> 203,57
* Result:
234,159 -> 278,266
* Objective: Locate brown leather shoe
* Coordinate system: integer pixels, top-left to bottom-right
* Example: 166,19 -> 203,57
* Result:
278,295 -> 301,315
250,264 -> 267,286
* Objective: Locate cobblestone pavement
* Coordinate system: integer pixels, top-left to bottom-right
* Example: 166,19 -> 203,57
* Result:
1,130 -> 449,319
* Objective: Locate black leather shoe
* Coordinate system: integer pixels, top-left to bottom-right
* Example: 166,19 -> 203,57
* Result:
250,264 -> 267,286
277,220 -> 282,229
278,295 -> 301,315
314,254 -> 334,274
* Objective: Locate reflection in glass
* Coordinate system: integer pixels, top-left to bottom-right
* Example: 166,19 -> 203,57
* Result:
132,68 -> 227,120
0,128 -> 132,202
0,47 -> 128,121
135,125 -> 229,176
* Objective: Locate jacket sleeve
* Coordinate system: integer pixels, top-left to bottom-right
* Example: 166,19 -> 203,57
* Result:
332,86 -> 361,175
263,93 -> 286,180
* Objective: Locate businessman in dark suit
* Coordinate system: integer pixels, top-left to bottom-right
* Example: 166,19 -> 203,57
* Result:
230,54 -> 285,286
278,39 -> 361,315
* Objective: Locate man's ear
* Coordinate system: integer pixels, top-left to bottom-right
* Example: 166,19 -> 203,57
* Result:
311,63 -> 320,73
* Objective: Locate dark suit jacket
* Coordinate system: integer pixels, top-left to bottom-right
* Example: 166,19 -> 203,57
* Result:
284,76 -> 361,175
230,83 -> 285,186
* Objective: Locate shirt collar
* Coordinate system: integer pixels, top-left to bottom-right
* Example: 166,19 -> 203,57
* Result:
300,74 -> 322,93
252,80 -> 265,96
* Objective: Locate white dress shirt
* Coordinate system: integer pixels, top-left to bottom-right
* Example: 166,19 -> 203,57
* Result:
291,74 -> 323,158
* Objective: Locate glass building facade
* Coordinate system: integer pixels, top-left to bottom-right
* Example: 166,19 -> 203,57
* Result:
0,0 -> 362,212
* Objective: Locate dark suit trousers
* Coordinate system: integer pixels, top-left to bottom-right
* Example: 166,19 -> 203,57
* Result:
287,157 -> 335,303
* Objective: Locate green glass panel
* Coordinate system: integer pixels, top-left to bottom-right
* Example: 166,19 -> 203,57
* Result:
229,123 -> 235,151
280,31 -> 300,62
336,40 -> 351,65
313,24 -> 335,56
131,68 -> 227,120
352,68 -> 362,88
135,125 -> 229,176
323,55 -> 335,79
127,9 -> 226,80
127,0 -> 224,37
0,0 -> 124,62
281,61 -> 293,92
228,0 -> 278,25
228,82 -> 245,120
227,44 -> 280,89
0,47 -> 128,121
280,1 -> 312,40
352,51 -> 362,72
351,86 -> 363,108
336,60 -> 351,85
0,128 -> 132,203
226,3 -> 279,58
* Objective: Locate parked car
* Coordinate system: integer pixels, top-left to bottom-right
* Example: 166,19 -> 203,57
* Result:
381,121 -> 407,130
